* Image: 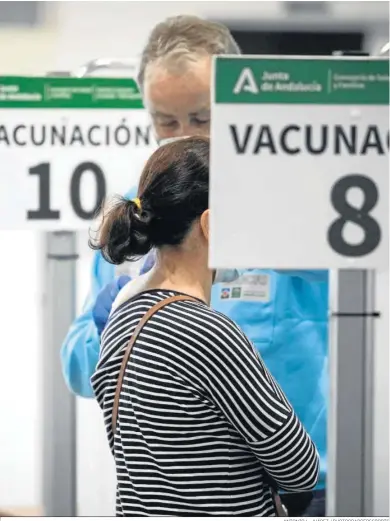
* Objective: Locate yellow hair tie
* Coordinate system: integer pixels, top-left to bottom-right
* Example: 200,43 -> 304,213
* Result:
133,197 -> 141,210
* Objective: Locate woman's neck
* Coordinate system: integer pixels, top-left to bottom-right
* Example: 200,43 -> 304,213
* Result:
144,247 -> 212,305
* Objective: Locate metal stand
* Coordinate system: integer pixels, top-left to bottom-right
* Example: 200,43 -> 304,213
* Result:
327,47 -> 388,517
328,269 -> 378,516
42,231 -> 77,516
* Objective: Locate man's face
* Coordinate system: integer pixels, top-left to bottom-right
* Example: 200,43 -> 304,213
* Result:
143,55 -> 211,141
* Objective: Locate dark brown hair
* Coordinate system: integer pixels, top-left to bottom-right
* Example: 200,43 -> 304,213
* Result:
90,136 -> 209,264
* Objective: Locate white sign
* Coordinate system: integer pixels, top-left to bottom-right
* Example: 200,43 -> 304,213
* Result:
210,56 -> 389,269
0,76 -> 156,230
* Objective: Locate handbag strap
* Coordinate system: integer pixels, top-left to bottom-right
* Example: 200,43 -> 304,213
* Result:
111,294 -> 198,435
263,463 -> 287,515
273,491 -> 287,516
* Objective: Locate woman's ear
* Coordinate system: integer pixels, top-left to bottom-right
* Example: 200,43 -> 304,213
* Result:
200,209 -> 210,241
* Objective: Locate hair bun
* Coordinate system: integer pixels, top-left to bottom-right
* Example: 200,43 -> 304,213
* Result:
89,196 -> 154,265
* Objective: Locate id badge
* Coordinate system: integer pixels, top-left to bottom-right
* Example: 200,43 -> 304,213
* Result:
220,273 -> 270,302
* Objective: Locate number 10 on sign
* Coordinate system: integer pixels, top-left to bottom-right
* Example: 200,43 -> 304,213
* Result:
28,162 -> 106,221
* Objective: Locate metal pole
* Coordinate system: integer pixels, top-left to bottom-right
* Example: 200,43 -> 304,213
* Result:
327,269 -> 378,516
42,230 -> 78,516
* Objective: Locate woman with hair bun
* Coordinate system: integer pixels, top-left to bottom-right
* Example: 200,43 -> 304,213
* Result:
90,136 -> 319,517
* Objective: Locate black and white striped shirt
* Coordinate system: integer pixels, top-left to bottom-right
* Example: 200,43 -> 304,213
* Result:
92,289 -> 319,517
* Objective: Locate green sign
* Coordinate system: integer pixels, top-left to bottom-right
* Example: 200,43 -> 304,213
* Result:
0,76 -> 144,109
215,57 -> 389,105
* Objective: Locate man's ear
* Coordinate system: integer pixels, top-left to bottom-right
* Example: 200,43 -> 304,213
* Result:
200,209 -> 210,241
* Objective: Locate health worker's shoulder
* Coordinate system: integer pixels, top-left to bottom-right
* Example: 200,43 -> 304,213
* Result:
92,249 -> 116,288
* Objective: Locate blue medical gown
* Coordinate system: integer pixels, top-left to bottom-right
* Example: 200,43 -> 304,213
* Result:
211,271 -> 328,491
60,188 -> 328,491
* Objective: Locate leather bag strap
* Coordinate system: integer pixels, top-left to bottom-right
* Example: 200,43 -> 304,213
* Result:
273,491 -> 287,516
111,294 -> 198,435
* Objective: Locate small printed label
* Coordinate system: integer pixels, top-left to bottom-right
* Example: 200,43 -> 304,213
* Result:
219,273 -> 270,302
221,288 -> 231,299
231,287 -> 242,299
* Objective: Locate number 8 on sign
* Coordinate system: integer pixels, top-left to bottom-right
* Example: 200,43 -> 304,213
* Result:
328,174 -> 381,257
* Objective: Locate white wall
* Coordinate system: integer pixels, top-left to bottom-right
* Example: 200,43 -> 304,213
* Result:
0,232 -> 43,510
54,1 -> 389,71
0,3 -> 58,513
0,5 -> 58,75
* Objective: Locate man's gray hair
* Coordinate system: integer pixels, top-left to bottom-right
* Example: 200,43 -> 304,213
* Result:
138,15 -> 241,89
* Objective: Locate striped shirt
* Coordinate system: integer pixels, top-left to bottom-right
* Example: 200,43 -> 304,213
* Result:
92,289 -> 319,517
